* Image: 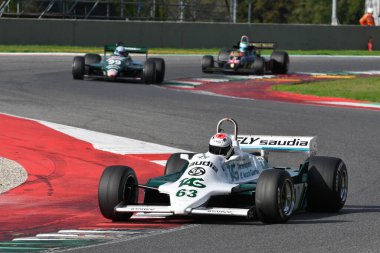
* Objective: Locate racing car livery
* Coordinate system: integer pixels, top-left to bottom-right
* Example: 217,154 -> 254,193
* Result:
202,36 -> 289,75
98,118 -> 347,224
72,44 -> 165,84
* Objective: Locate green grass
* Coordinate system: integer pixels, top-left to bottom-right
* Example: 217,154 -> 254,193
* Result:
272,76 -> 380,103
0,45 -> 380,55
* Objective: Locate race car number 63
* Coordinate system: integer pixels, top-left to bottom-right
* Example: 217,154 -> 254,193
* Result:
176,189 -> 197,197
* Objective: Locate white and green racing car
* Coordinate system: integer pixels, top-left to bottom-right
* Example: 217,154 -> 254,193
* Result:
98,118 -> 348,223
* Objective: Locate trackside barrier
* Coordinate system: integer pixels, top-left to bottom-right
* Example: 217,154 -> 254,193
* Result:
1,18 -> 380,50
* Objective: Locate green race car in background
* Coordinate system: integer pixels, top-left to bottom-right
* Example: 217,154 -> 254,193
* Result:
72,44 -> 165,84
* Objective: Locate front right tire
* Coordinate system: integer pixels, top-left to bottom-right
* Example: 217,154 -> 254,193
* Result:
98,166 -> 139,221
201,55 -> 214,73
72,56 -> 85,80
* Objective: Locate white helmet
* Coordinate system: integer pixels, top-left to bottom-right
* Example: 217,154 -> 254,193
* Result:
114,46 -> 128,56
367,7 -> 374,14
209,133 -> 232,156
239,35 -> 249,51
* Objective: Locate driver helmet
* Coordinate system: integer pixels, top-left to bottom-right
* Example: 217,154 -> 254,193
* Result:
209,133 -> 233,156
114,46 -> 128,57
239,35 -> 249,52
367,7 -> 374,14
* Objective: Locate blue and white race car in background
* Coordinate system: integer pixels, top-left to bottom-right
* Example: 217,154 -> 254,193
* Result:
202,36 -> 289,75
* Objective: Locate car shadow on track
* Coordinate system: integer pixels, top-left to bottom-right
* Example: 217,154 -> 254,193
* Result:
339,204 -> 380,214
287,205 -> 380,225
191,215 -> 349,226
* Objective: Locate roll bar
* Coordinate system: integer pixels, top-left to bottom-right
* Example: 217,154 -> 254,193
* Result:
216,118 -> 238,140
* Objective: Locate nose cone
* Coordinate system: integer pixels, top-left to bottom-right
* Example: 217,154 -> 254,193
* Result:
107,69 -> 118,79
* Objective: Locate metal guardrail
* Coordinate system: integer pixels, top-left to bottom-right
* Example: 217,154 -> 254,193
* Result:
0,0 -> 238,22
0,0 -> 11,17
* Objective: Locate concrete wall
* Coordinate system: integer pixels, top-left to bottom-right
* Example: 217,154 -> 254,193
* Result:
1,18 -> 380,50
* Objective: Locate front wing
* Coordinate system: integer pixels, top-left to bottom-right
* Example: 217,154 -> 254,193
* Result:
86,64 -> 144,80
203,66 -> 256,74
115,204 -> 253,218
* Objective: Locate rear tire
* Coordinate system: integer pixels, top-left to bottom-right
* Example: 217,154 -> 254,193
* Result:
149,58 -> 165,84
98,166 -> 138,221
307,156 -> 348,212
143,60 -> 156,84
201,55 -> 214,73
165,153 -> 195,175
217,49 -> 231,67
271,51 -> 289,74
72,56 -> 85,80
255,169 -> 295,223
251,57 -> 265,75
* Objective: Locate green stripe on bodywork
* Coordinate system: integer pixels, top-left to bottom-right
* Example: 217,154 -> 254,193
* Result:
147,172 -> 183,187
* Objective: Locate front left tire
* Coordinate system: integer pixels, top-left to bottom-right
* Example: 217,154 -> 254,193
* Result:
255,169 -> 295,223
149,58 -> 166,84
143,60 -> 156,84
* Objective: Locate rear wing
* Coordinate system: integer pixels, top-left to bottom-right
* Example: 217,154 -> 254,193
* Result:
237,135 -> 317,156
248,42 -> 276,50
104,44 -> 148,55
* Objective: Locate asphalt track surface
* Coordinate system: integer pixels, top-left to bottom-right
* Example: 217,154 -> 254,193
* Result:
0,55 -> 380,252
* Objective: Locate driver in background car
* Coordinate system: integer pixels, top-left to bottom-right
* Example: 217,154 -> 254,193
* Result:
113,46 -> 129,57
236,35 -> 255,67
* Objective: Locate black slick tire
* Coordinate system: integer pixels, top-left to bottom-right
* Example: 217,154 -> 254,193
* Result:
149,58 -> 165,84
143,59 -> 156,84
307,156 -> 348,212
251,57 -> 265,75
72,56 -> 85,80
164,153 -> 195,175
98,166 -> 139,221
201,55 -> 214,73
271,51 -> 289,74
255,169 -> 295,223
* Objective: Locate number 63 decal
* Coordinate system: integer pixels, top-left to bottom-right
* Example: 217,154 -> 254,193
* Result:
176,189 -> 198,198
